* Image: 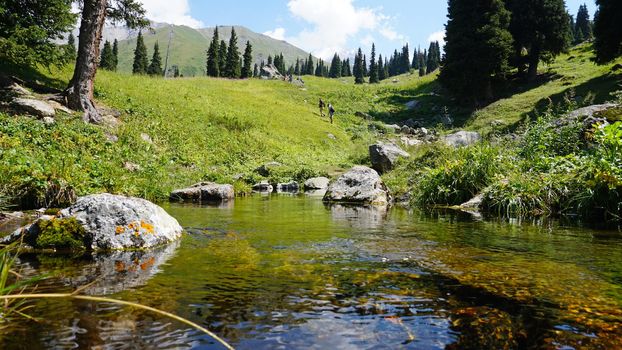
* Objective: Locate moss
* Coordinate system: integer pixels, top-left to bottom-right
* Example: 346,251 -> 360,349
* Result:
35,217 -> 87,251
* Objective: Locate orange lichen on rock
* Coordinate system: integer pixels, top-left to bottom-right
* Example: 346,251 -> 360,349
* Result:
115,226 -> 125,235
140,220 -> 155,234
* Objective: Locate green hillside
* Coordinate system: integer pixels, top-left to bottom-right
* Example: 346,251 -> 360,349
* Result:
115,25 -> 312,77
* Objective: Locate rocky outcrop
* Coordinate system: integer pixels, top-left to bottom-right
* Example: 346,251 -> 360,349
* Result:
323,166 -> 390,205
369,142 -> 410,173
3,194 -> 183,251
460,193 -> 484,210
405,100 -> 420,110
567,103 -> 618,120
261,64 -> 283,80
170,182 -> 235,202
443,131 -> 482,148
304,177 -> 330,190
11,98 -> 55,118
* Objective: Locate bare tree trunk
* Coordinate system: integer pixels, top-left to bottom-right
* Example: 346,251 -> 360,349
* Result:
66,0 -> 107,124
527,45 -> 540,82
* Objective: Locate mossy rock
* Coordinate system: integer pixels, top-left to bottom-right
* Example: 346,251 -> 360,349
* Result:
35,217 -> 87,251
595,107 -> 622,123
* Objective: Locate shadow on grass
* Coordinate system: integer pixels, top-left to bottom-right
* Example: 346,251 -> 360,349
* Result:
0,62 -> 68,91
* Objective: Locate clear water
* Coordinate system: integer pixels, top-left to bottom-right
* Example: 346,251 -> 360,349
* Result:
3,194 -> 622,349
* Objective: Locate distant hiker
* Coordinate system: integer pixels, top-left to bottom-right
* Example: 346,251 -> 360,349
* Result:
328,103 -> 335,124
319,98 -> 326,117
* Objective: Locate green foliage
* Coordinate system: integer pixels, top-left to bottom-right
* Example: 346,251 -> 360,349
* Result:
132,31 -> 148,75
99,41 -> 116,71
440,0 -> 513,104
519,113 -> 583,164
35,217 -> 87,251
574,4 -> 593,44
147,42 -> 163,76
368,44 -> 378,84
206,27 -> 220,77
0,0 -> 76,67
112,39 -> 119,71
66,33 -> 76,62
353,48 -> 365,84
593,0 -> 622,64
241,41 -> 253,79
224,27 -> 241,78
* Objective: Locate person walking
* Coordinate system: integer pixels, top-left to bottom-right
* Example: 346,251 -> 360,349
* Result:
319,98 -> 325,117
328,103 -> 335,124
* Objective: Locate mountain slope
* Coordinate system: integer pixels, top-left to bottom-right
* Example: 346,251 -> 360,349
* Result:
114,25 -> 312,77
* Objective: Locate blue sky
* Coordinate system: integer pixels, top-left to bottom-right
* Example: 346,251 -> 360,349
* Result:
139,0 -> 597,60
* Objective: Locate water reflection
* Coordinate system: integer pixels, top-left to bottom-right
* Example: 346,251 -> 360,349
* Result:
327,203 -> 388,230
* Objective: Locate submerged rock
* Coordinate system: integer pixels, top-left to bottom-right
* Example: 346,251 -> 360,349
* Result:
369,142 -> 410,173
443,131 -> 482,148
304,177 -> 330,190
11,98 -> 55,118
276,182 -> 299,193
323,166 -> 390,205
170,182 -> 235,202
4,194 -> 183,251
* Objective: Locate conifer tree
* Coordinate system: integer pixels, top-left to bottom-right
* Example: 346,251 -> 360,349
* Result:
294,58 -> 300,75
267,55 -> 273,65
384,57 -> 389,79
353,48 -> 365,84
369,43 -> 379,83
132,31 -> 148,74
206,27 -> 220,77
306,54 -> 314,75
378,54 -> 385,81
507,0 -> 571,80
224,27 -> 241,78
401,44 -> 411,73
362,54 -> 368,76
66,33 -> 77,61
241,40 -> 253,78
218,40 -> 227,74
593,0 -> 622,63
574,4 -> 593,44
112,39 -> 119,71
440,0 -> 513,103
426,41 -> 439,74
253,63 -> 259,77
147,42 -> 163,76
329,53 -> 342,78
412,48 -> 418,69
99,40 -> 114,70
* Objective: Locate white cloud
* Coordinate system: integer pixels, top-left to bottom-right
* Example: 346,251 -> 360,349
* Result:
283,0 -> 402,60
137,0 -> 203,28
263,27 -> 286,41
427,30 -> 446,47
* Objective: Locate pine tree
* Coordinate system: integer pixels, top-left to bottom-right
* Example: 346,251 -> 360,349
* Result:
99,40 -> 114,70
218,40 -> 227,74
206,27 -> 220,77
401,44 -> 411,73
384,57 -> 389,79
224,27 -> 241,78
575,4 -> 593,44
412,48 -> 418,69
369,43 -> 379,83
306,54 -> 314,75
440,0 -> 513,103
354,48 -> 365,84
507,0 -> 571,80
147,42 -> 163,76
362,54 -> 368,76
594,0 -> 622,63
66,33 -> 77,61
294,58 -> 300,75
132,31 -> 149,74
241,40 -> 253,78
279,53 -> 286,73
329,53 -> 342,78
112,39 -> 119,71
253,63 -> 259,77
378,54 -> 385,81
426,41 -> 439,74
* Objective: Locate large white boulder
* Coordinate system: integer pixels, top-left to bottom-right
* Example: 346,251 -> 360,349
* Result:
323,166 -> 390,205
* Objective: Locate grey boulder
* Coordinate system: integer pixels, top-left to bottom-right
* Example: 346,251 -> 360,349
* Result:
12,98 -> 55,118
442,131 -> 481,148
276,182 -> 299,193
170,182 -> 235,202
323,166 -> 390,205
369,142 -> 410,173
252,181 -> 274,193
304,177 -> 330,190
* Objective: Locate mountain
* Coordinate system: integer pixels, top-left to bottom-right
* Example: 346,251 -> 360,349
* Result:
108,24 -> 312,77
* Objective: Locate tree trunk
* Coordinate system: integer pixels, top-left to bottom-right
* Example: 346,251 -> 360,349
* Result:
527,47 -> 540,82
65,0 -> 107,124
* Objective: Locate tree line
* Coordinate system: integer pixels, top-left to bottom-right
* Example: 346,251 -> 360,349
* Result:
206,27 -> 254,79
440,0 -> 620,105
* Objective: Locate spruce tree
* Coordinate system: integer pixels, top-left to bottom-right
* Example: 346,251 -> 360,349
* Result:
224,27 -> 241,78
132,31 -> 148,75
412,48 -> 418,69
253,63 -> 259,77
66,33 -> 77,61
507,0 -> 571,80
362,54 -> 368,76
329,53 -> 342,78
306,54 -> 314,75
369,43 -> 379,83
295,59 -> 300,75
206,27 -> 220,77
147,42 -> 163,76
99,40 -> 114,70
574,4 -> 593,44
384,57 -> 389,79
354,48 -> 365,84
426,41 -> 439,74
439,0 -> 513,103
241,41 -> 253,78
401,44 -> 411,73
378,54 -> 385,81
112,39 -> 119,71
218,40 -> 227,74
594,0 -> 622,63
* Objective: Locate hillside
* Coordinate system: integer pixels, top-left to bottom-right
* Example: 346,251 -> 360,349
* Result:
114,25 -> 312,77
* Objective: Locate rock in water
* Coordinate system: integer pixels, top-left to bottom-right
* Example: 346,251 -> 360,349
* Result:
442,131 -> 482,148
276,182 -> 299,193
11,98 -> 56,118
304,177 -> 330,190
323,166 -> 390,205
170,182 -> 235,202
252,181 -> 274,193
369,142 -> 410,173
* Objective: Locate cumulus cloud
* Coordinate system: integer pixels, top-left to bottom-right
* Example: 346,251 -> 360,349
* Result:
137,0 -> 203,28
427,30 -> 446,47
263,27 -> 286,41
270,0 -> 403,60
